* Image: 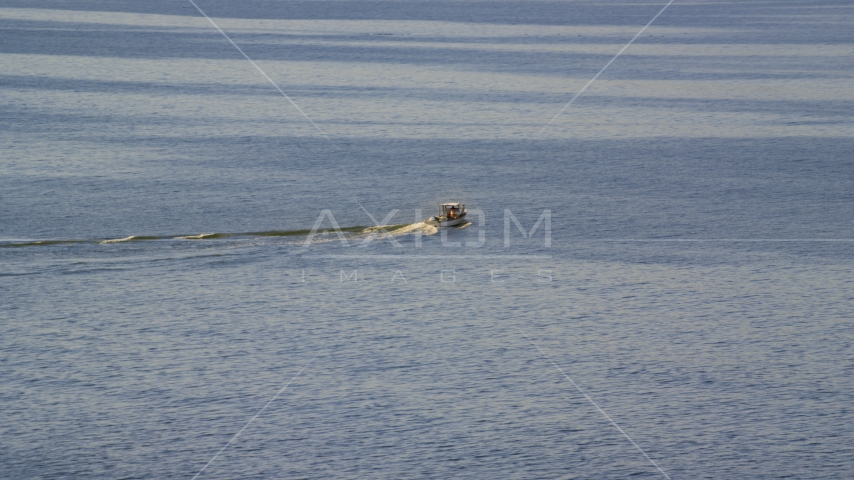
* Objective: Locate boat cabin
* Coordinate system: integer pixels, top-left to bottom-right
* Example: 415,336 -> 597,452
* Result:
425,202 -> 468,226
439,202 -> 466,220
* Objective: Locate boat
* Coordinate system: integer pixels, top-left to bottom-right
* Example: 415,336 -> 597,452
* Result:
425,202 -> 468,227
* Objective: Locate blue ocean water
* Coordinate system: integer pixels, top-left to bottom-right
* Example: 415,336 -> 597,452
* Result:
2,1 -> 854,478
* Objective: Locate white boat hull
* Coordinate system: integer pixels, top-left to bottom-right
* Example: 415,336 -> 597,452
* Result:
425,214 -> 468,227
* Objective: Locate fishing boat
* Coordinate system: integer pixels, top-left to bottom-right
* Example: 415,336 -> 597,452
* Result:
425,202 -> 468,227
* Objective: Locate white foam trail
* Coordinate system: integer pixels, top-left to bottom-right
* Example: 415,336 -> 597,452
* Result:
408,221 -> 439,235
99,236 -> 136,244
285,232 -> 351,246
177,233 -> 216,239
363,221 -> 438,236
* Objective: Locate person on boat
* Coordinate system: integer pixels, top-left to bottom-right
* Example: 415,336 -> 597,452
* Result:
448,206 -> 457,219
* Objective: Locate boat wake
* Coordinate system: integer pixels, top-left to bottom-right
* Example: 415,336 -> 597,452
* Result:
3,222 -> 437,249
177,233 -> 231,240
361,221 -> 438,237
98,235 -> 161,244
397,221 -> 439,235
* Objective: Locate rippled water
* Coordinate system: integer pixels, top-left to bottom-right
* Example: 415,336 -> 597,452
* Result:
2,1 -> 854,478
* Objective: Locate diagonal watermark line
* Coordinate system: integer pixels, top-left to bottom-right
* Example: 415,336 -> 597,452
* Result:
528,339 -> 672,480
190,356 -> 316,480
186,0 -> 337,147
538,0 -> 676,136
